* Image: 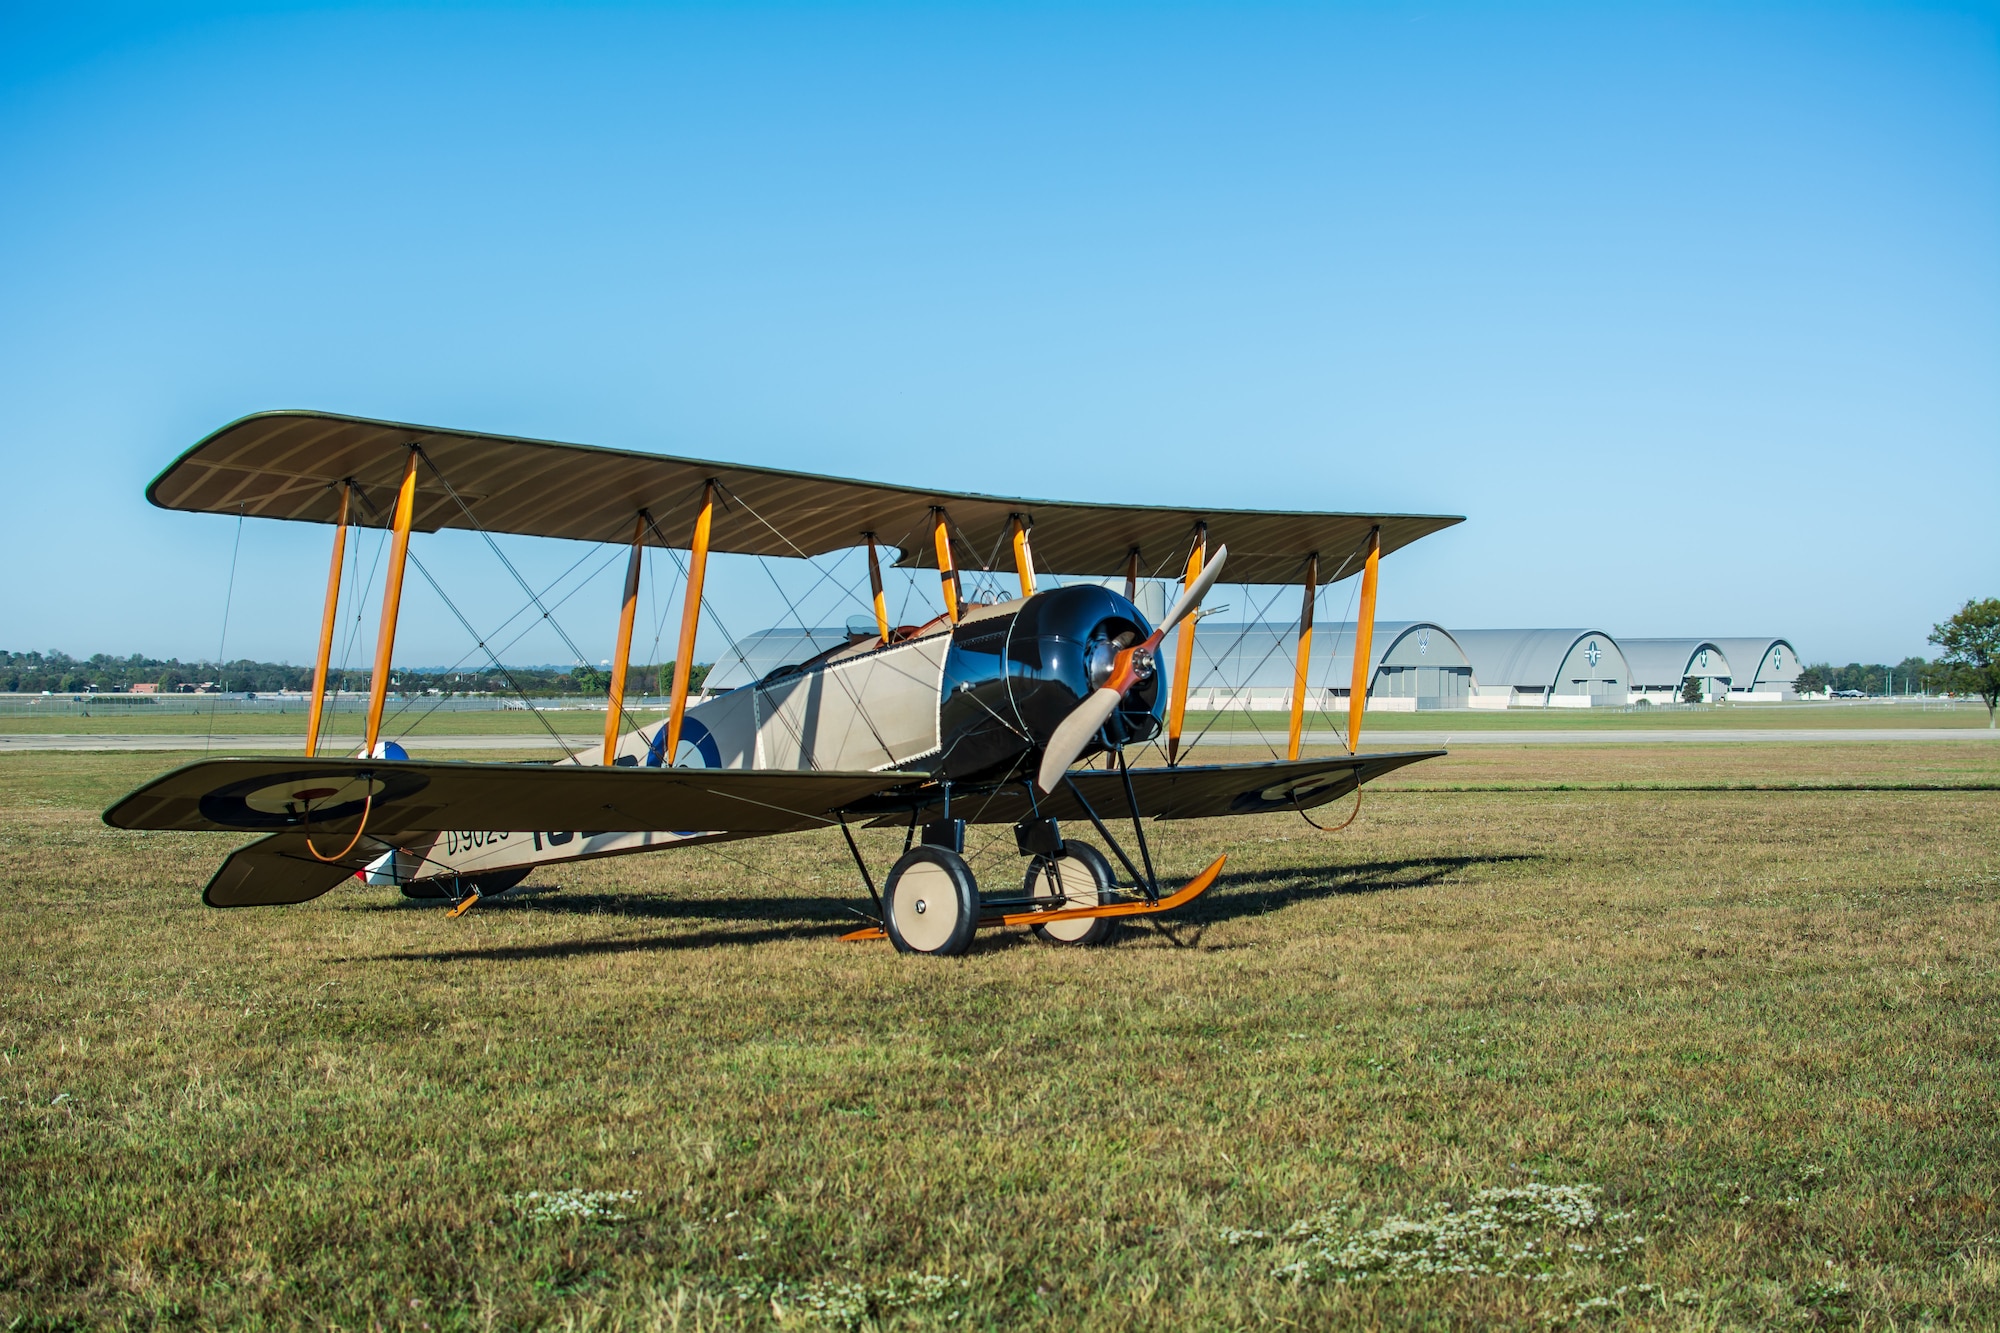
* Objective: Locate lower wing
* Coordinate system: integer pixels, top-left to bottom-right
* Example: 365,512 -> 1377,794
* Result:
862,751 -> 1446,827
104,758 -> 923,836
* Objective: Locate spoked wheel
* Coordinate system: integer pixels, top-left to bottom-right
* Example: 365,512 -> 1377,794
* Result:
883,846 -> 980,956
1023,842 -> 1119,946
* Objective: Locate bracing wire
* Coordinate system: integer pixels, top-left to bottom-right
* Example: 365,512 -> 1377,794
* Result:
326,517 -> 389,748
341,479 -> 618,752
416,448 -> 599,674
397,548 -> 582,761
380,540 -> 624,743
1176,577 -> 1295,762
204,507 -> 246,755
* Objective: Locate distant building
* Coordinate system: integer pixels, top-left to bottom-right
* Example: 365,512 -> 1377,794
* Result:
1710,638 -> 1801,701
1450,629 -> 1629,709
1621,639 -> 1732,704
711,600 -> 1797,711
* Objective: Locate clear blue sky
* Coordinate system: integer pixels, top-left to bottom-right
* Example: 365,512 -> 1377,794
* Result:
2,2 -> 1994,672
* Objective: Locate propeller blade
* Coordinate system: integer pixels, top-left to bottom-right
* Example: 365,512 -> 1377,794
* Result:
1157,544 -> 1228,635
1033,546 -> 1233,792
1036,687 -> 1123,792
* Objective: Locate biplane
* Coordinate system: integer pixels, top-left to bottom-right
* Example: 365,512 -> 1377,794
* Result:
104,411 -> 1463,954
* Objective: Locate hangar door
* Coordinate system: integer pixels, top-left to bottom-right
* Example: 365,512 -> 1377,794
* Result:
1375,665 -> 1471,709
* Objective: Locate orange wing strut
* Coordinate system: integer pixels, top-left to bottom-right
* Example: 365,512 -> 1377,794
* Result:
839,854 -> 1227,941
931,508 -> 960,623
1123,547 -> 1140,603
664,483 -> 716,767
1164,524 -> 1207,765
601,512 -> 647,766
1345,527 -> 1381,754
1287,552 -> 1318,762
305,481 -> 350,757
864,534 -> 891,642
1010,515 -> 1037,598
363,450 -> 420,757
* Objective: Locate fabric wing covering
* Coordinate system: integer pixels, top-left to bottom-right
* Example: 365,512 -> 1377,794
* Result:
859,752 -> 1442,827
148,411 -> 1463,585
103,758 -> 918,837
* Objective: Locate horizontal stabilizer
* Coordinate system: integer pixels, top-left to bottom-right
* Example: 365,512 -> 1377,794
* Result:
204,832 -> 392,908
104,757 -> 922,836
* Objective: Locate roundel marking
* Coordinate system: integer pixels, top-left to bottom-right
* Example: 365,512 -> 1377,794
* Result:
645,716 -> 722,768
198,767 -> 431,830
1229,769 -> 1354,814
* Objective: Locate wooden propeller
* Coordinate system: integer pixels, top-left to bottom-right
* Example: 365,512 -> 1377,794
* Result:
1035,546 -> 1228,793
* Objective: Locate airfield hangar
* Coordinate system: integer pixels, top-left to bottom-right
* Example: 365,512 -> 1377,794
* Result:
708,615 -> 1801,710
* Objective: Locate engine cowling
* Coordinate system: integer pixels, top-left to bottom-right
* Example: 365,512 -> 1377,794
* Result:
934,584 -> 1164,784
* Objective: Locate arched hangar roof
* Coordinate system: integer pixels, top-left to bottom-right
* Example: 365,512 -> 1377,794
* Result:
1619,639 -> 1732,690
1166,620 -> 1469,691
1713,638 -> 1801,690
1449,629 -> 1628,691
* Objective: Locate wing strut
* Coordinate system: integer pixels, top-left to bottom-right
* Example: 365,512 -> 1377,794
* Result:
1287,552 -> 1318,762
364,450 -> 420,757
1009,514 -> 1037,597
1345,526 -> 1381,753
864,533 -> 891,642
1164,523 -> 1207,765
601,511 -> 648,766
664,482 -> 716,766
305,481 -> 351,757
1123,547 -> 1140,602
931,507 -> 961,623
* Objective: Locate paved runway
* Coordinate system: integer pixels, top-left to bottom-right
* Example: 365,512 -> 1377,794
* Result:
1,727 -> 1989,752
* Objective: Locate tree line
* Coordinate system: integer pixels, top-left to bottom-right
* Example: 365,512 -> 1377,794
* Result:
0,651 -> 710,699
1786,599 -> 2000,728
1793,658 -> 1932,696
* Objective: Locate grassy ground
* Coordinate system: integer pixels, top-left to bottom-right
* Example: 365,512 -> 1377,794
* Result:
1,700 -> 1990,737
3,746 -> 1996,1329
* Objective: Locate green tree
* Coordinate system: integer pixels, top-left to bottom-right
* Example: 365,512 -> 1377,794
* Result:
1795,664 -> 1829,696
1929,598 -> 2000,727
1680,675 -> 1703,705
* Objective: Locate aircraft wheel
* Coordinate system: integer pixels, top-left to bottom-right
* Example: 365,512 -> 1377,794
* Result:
883,846 -> 980,956
401,866 -> 532,900
1024,842 -> 1119,946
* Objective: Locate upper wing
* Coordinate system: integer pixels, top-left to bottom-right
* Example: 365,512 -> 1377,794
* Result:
862,751 -> 1445,827
104,758 -> 922,836
145,410 -> 1463,585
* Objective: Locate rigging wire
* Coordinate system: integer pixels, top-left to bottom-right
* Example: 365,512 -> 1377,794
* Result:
380,540 -> 624,742
325,518 -> 389,749
416,448 -> 599,674
1309,533 -> 1373,746
1174,577 -> 1295,762
396,547 -> 583,761
342,479 -> 618,752
204,506 -> 246,755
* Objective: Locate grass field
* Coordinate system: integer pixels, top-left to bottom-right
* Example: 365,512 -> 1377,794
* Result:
3,744 -> 1997,1329
0,699 -> 1990,739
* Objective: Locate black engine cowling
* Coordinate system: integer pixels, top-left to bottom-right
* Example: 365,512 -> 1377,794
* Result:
934,584 -> 1163,784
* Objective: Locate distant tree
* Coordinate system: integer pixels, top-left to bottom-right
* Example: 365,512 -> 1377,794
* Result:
1680,675 -> 1703,705
1928,598 -> 2000,728
1795,664 -> 1829,696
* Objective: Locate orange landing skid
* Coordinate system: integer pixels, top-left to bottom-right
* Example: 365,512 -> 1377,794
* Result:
837,854 -> 1227,942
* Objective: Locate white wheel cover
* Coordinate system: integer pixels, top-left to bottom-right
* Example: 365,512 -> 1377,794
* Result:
1031,858 -> 1102,943
892,860 -> 962,952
